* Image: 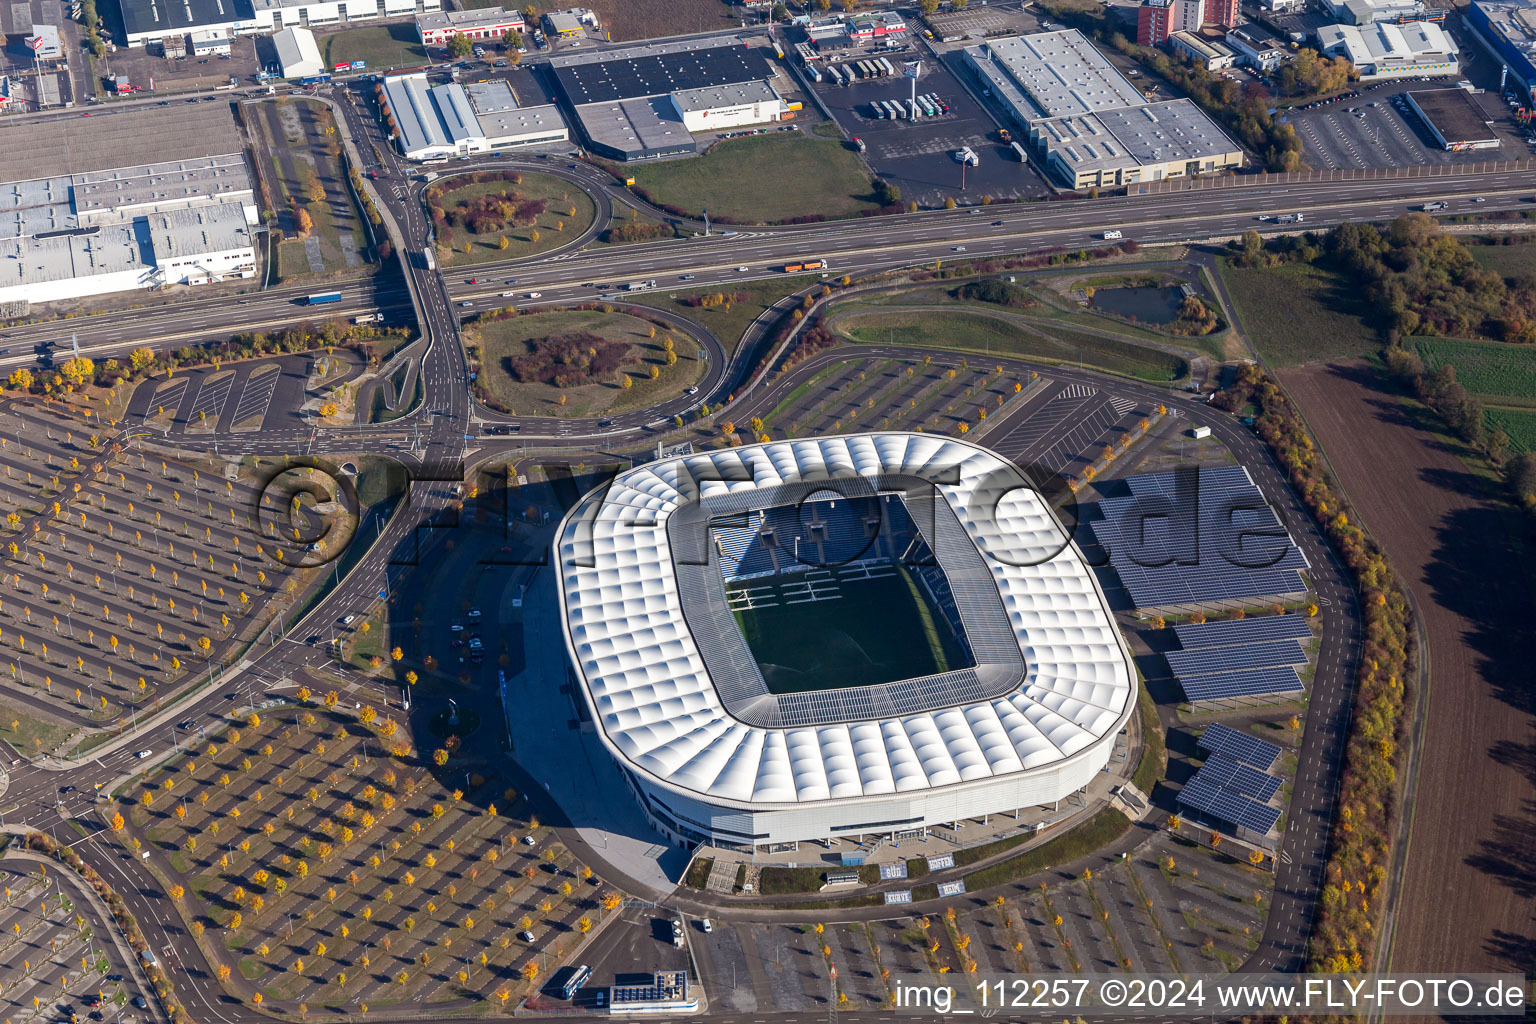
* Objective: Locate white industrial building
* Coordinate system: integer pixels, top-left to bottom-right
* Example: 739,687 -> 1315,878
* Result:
0,105 -> 259,307
963,30 -> 1244,188
1316,20 -> 1459,78
1225,25 -> 1289,70
272,25 -> 323,77
554,434 -> 1136,851
0,203 -> 254,305
669,80 -> 785,131
117,0 -> 442,47
381,74 -> 568,160
1322,0 -> 1425,24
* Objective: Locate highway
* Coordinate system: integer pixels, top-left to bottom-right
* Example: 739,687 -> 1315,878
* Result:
0,72 -> 1470,1023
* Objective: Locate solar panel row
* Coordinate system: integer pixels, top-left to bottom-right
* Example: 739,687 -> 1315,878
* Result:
1165,639 -> 1307,677
1178,666 -> 1303,702
1173,614 -> 1314,649
1090,469 -> 1309,610
1197,722 -> 1281,770
1177,772 -> 1282,834
1200,752 -> 1283,801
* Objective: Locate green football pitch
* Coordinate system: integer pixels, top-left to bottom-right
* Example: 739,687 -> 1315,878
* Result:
731,565 -> 970,694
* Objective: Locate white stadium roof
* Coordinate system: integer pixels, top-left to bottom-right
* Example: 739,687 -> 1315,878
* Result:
555,433 -> 1134,810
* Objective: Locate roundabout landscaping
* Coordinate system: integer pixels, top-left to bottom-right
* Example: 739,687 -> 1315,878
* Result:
426,170 -> 597,267
463,308 -> 709,419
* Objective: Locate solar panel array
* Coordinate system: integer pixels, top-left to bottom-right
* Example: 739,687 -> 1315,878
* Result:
1178,667 -> 1303,702
1177,773 -> 1282,834
1173,614 -> 1313,649
1166,639 -> 1307,678
1200,752 -> 1282,801
1091,466 -> 1310,609
1197,722 -> 1281,770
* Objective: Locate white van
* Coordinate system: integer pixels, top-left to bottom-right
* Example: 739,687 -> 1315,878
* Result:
1102,230 -> 1123,240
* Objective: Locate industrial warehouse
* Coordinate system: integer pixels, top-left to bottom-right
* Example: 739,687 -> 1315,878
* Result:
962,30 -> 1244,189
380,74 -> 569,161
1404,88 -> 1501,150
554,434 -> 1135,851
0,105 -> 258,305
550,37 -> 790,161
116,0 -> 443,47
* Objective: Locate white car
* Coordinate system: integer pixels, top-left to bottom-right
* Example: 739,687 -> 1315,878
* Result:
519,930 -> 535,942
522,834 -> 537,846
735,266 -> 749,272
526,292 -> 542,298
135,749 -> 153,759
701,918 -> 713,933
340,614 -> 357,626
951,246 -> 966,252
501,291 -> 516,297
687,386 -> 699,395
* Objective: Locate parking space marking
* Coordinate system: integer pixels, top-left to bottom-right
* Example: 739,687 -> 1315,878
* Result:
186,372 -> 235,425
228,365 -> 282,428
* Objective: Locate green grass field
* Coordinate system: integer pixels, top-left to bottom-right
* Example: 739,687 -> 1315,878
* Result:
1486,406 -> 1536,451
319,24 -> 428,73
664,276 -> 818,355
836,308 -> 1187,382
1413,336 -> 1536,405
732,565 -> 966,693
622,135 -> 880,224
1465,241 -> 1536,280
1217,259 -> 1379,367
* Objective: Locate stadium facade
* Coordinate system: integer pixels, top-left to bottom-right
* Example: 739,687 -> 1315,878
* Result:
554,434 -> 1136,851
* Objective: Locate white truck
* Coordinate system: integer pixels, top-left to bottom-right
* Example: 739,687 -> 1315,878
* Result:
1421,201 -> 1449,212
1276,213 -> 1304,224
625,279 -> 657,291
352,313 -> 383,324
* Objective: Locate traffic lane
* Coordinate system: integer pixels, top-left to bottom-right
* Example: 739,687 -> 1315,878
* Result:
442,189 -> 1536,304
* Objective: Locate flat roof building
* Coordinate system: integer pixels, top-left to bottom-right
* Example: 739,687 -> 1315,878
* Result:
381,72 -> 568,160
1317,20 -> 1459,78
28,25 -> 63,60
964,30 -> 1244,188
1170,30 -> 1239,68
117,0 -> 441,45
1033,98 -> 1245,189
1467,0 -> 1536,96
551,37 -> 787,160
1225,24 -> 1289,69
0,202 -> 253,305
964,31 -> 1147,123
272,26 -> 323,77
416,6 -> 524,45
669,79 -> 783,131
1405,87 -> 1501,149
542,7 -> 595,36
0,103 -> 242,181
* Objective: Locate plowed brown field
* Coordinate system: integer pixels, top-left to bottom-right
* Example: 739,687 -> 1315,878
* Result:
1280,360 -> 1536,975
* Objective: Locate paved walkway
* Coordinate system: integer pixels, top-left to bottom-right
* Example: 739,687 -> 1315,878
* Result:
506,567 -> 688,897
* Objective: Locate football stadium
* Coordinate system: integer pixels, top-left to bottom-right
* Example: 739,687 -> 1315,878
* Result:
554,433 -> 1136,852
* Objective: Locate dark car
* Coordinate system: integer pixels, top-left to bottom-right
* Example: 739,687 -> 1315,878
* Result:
59,786 -> 76,794
177,719 -> 196,730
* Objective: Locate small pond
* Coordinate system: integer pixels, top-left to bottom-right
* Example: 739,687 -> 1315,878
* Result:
1090,285 -> 1186,324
